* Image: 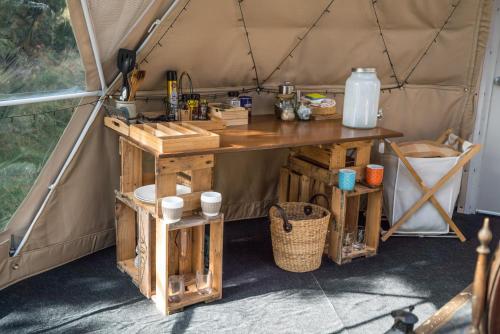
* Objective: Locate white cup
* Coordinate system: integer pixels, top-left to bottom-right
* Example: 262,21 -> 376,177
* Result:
162,196 -> 184,223
200,192 -> 222,217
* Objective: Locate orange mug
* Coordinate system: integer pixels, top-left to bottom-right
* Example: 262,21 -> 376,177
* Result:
366,164 -> 384,187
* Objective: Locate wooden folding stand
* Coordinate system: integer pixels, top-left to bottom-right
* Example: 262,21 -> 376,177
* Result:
381,130 -> 481,242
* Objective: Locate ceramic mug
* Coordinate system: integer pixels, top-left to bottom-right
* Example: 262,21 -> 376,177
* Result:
366,164 -> 384,187
201,192 -> 222,217
338,169 -> 356,191
162,196 -> 184,223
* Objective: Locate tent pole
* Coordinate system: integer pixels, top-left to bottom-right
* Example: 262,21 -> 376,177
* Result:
0,91 -> 101,107
80,0 -> 107,91
12,0 -> 184,256
106,0 -> 185,94
13,98 -> 105,256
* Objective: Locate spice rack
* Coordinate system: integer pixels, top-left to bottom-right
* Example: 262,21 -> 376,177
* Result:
279,140 -> 383,264
107,118 -> 224,315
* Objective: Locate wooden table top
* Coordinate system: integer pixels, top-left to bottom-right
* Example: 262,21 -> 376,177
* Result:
160,115 -> 403,157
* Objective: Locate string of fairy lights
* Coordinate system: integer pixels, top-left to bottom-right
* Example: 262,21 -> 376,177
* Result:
237,0 -> 261,88
401,0 -> 463,86
261,0 -> 336,85
0,99 -> 101,122
139,0 -> 192,65
1,0 -> 464,122
371,0 -> 401,87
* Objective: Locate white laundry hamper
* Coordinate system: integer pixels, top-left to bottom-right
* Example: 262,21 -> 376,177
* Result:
381,153 -> 463,235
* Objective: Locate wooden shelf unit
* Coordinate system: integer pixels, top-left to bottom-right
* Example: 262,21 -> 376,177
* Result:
329,185 -> 382,265
279,140 -> 383,264
115,135 -> 223,315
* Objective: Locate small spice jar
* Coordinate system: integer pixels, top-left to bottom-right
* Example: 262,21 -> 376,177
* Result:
227,91 -> 240,108
239,95 -> 252,118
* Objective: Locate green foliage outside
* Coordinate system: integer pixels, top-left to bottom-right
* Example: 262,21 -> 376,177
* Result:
0,0 -> 85,230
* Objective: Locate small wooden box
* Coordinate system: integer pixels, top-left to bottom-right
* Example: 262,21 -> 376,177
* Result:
104,117 -> 130,136
208,103 -> 248,126
129,122 -> 220,154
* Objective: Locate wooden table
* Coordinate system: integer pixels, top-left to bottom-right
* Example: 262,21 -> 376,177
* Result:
151,115 -> 403,157
108,114 -> 403,315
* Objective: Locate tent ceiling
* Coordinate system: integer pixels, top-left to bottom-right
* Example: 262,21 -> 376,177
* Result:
0,0 -> 490,291
82,0 -> 483,91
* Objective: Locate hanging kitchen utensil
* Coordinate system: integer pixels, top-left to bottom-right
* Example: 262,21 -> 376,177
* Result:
128,68 -> 146,101
117,48 -> 136,101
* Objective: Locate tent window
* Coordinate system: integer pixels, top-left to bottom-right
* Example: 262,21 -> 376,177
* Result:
0,1 -> 85,99
0,1 -> 85,230
0,100 -> 80,230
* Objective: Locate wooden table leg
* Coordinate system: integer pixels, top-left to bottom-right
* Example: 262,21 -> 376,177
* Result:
155,218 -> 170,315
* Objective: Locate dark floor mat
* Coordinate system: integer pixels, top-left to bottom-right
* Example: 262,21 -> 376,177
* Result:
0,214 -> 497,333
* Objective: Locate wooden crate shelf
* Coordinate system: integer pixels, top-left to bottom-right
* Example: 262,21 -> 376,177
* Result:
329,185 -> 382,265
113,130 -> 223,316
280,141 -> 383,265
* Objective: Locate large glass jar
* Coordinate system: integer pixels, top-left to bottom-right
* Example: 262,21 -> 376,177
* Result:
342,68 -> 381,129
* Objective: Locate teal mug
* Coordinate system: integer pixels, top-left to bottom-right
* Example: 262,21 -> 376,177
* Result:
338,169 -> 356,191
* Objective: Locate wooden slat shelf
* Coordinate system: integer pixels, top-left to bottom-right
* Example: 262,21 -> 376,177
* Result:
116,190 -> 156,216
115,190 -> 222,231
341,246 -> 377,263
163,214 -> 223,231
118,259 -> 220,313
346,184 -> 382,197
152,289 -> 221,313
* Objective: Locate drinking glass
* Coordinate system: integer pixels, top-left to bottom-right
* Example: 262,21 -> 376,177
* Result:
353,226 -> 366,251
168,275 -> 184,303
196,270 -> 213,295
342,232 -> 353,256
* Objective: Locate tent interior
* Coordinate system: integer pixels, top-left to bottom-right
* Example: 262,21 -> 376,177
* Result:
1,0 -> 499,332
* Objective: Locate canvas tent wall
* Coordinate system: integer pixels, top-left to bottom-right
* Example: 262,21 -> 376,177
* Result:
0,0 -> 491,289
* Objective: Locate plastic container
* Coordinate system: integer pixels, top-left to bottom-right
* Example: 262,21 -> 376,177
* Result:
239,96 -> 252,117
115,101 -> 137,123
342,68 -> 380,129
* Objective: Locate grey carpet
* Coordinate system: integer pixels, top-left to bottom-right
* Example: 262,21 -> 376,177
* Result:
0,214 -> 498,334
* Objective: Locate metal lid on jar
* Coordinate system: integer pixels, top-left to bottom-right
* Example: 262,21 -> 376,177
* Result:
352,68 -> 376,73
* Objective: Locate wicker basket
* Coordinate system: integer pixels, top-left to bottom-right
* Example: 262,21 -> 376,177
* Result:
269,194 -> 331,273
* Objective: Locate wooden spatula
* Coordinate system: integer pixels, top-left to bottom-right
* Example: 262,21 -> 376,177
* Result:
128,69 -> 146,101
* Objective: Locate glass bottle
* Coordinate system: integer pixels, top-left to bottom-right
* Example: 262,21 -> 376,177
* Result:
342,68 -> 380,129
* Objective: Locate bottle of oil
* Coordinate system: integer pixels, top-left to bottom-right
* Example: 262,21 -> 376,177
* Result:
166,70 -> 178,121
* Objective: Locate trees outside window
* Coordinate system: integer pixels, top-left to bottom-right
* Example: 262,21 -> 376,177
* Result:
0,0 -> 85,230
